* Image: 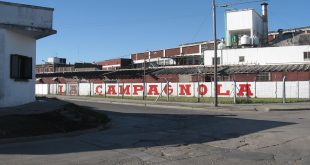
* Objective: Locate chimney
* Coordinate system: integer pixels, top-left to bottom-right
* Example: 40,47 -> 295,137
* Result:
261,2 -> 269,45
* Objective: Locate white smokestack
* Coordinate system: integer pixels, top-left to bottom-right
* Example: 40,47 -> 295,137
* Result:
261,2 -> 269,45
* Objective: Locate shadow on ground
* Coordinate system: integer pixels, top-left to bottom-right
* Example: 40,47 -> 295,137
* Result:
0,99 -> 295,155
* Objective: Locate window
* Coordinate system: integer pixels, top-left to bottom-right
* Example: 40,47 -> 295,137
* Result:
239,56 -> 245,62
304,52 -> 310,61
10,54 -> 32,80
256,72 -> 271,81
212,57 -> 221,65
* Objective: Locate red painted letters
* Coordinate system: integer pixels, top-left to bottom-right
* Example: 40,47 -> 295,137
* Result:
163,85 -> 173,95
107,85 -> 117,95
179,84 -> 192,96
133,85 -> 144,95
148,85 -> 159,95
198,84 -> 208,96
238,84 -> 254,96
217,84 -> 230,96
119,85 -> 131,95
69,85 -> 78,95
96,85 -> 102,95
58,85 -> 64,95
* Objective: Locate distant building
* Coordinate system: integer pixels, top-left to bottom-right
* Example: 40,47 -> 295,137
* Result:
205,3 -> 310,66
131,41 -> 215,68
0,1 -> 56,107
36,57 -> 102,74
47,57 -> 67,65
204,45 -> 310,66
74,63 -> 102,71
96,58 -> 132,71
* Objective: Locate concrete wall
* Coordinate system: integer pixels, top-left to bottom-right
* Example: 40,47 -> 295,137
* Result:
0,29 -> 36,107
36,81 -> 310,99
226,9 -> 263,46
0,2 -> 53,29
204,45 -> 310,66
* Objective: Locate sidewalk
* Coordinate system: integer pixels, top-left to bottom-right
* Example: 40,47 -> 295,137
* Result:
51,95 -> 310,112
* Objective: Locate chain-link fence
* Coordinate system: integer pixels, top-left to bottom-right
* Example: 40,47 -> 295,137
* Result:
36,80 -> 310,104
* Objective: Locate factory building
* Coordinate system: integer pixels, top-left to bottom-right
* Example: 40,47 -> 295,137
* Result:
96,58 -> 132,71
131,41 -> 215,68
205,2 -> 310,66
35,2 -> 310,86
36,57 -> 102,74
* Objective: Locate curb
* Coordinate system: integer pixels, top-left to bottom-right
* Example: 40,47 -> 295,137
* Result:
56,97 -> 258,112
267,108 -> 310,112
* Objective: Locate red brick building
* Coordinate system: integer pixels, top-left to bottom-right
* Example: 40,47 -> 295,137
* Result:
96,58 -> 132,71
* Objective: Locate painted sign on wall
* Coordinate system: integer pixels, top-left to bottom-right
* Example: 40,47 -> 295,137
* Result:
36,81 -> 310,99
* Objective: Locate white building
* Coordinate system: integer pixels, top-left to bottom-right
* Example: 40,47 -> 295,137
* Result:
0,1 -> 56,107
226,9 -> 264,47
47,57 -> 66,65
204,45 -> 310,66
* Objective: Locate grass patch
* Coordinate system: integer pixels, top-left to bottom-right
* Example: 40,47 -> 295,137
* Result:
0,104 -> 109,139
91,95 -> 308,104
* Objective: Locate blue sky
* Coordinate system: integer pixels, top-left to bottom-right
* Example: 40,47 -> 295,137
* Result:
3,0 -> 310,64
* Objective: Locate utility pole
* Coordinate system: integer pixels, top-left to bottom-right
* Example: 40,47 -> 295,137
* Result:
143,59 -> 146,100
213,0 -> 218,107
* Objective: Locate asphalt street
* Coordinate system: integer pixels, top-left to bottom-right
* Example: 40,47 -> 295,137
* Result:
0,99 -> 310,165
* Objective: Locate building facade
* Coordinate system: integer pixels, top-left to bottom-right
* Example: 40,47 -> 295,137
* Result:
96,58 -> 132,71
0,1 -> 55,107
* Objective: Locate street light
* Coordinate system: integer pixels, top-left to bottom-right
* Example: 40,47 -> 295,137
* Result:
212,0 -> 218,107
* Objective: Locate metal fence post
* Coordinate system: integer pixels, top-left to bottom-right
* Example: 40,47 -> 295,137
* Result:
309,80 -> 310,100
275,81 -> 278,99
233,81 -> 237,104
122,82 -> 124,99
297,81 -> 300,100
254,81 -> 257,98
167,81 -> 170,102
89,82 -> 92,96
104,82 -> 107,98
197,81 -> 200,103
176,82 -> 179,98
283,76 -> 286,104
48,84 -> 50,95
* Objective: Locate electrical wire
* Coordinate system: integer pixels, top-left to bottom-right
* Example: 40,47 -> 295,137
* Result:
218,0 -> 269,7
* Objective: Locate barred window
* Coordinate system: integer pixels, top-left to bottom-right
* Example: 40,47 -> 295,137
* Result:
239,56 -> 245,62
10,54 -> 32,80
304,52 -> 310,61
212,57 -> 221,65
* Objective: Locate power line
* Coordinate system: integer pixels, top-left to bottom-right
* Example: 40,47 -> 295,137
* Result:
218,0 -> 268,7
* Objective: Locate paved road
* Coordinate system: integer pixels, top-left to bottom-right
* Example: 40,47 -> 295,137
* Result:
0,100 -> 310,165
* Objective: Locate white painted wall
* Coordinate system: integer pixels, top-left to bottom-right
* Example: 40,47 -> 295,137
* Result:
36,81 -> 310,99
0,29 -> 36,107
227,10 -> 254,31
0,2 -> 53,29
204,45 -> 310,66
226,9 -> 263,46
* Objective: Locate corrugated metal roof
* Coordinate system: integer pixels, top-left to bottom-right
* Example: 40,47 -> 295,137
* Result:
36,64 -> 310,78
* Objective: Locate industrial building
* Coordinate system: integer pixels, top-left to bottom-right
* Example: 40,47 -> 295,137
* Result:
205,3 -> 310,66
96,58 -> 132,71
0,1 -> 56,107
35,2 -> 310,87
36,57 -> 102,74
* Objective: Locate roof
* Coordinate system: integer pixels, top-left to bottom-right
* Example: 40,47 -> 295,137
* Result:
152,64 -> 310,75
74,63 -> 101,68
269,26 -> 310,34
36,64 -> 310,78
0,1 -> 54,11
270,33 -> 310,47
